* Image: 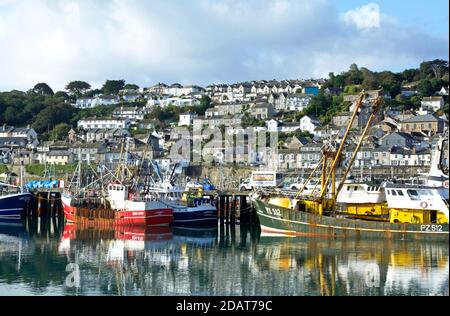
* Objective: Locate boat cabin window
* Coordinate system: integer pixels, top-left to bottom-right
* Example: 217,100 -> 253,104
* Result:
391,190 -> 397,196
407,190 -> 420,200
396,190 -> 404,196
419,189 -> 432,196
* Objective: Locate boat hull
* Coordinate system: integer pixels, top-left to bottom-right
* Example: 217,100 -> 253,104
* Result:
61,195 -> 173,226
253,199 -> 449,242
172,204 -> 218,227
0,193 -> 32,220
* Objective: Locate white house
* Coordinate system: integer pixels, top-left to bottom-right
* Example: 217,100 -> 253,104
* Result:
75,95 -> 119,109
438,86 -> 449,96
286,94 -> 312,111
266,119 -> 279,133
113,107 -> 146,122
164,84 -> 204,96
77,118 -> 130,130
2,126 -> 38,141
280,121 -> 302,133
300,115 -> 321,135
121,92 -> 141,102
178,112 -> 197,127
420,96 -> 444,112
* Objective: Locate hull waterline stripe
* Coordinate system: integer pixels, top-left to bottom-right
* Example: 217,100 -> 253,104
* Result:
257,211 -> 449,235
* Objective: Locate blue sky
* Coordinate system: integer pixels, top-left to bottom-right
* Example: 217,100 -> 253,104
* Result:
0,0 -> 448,91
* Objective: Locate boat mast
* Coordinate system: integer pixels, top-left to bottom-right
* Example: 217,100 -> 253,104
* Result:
77,147 -> 82,195
317,92 -> 366,215
20,161 -> 24,193
335,97 -> 383,197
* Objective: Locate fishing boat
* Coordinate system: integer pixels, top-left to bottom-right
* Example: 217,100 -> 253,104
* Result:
62,182 -> 173,226
144,164 -> 218,227
252,93 -> 449,241
0,168 -> 32,221
61,152 -> 173,226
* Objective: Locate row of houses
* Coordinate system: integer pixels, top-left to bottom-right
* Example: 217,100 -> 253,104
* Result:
73,79 -> 322,110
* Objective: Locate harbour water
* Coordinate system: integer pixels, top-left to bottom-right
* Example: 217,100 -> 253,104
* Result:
0,218 -> 448,296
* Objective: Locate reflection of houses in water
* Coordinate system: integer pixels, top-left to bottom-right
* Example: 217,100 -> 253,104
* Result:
256,236 -> 449,296
1,220 -> 448,296
384,245 -> 449,296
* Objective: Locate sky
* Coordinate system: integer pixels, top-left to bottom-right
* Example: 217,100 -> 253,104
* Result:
0,0 -> 448,92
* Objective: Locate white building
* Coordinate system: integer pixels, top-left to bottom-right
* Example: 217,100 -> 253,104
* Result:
286,94 -> 312,111
164,84 -> 204,96
113,107 -> 146,122
149,96 -> 201,108
420,96 -> 444,112
438,86 -> 449,96
266,119 -> 279,133
300,115 -> 320,135
75,95 -> 119,109
178,112 -> 197,127
77,118 -> 130,130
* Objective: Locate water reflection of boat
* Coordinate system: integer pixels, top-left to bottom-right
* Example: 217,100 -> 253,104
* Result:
62,222 -> 173,242
256,235 -> 449,296
172,226 -> 218,247
0,222 -> 27,250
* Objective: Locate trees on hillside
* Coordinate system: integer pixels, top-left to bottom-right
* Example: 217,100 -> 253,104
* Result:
32,83 -> 54,96
102,80 -> 125,95
124,83 -> 139,90
65,81 -> 91,96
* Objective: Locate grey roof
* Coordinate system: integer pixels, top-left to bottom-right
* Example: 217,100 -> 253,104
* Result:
281,121 -> 301,127
402,114 -> 442,123
0,137 -> 29,146
48,150 -> 71,156
384,132 -> 416,141
11,127 -> 33,133
373,145 -> 391,152
252,103 -> 273,109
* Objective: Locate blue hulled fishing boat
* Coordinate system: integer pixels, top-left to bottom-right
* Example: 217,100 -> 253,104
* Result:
0,185 -> 32,220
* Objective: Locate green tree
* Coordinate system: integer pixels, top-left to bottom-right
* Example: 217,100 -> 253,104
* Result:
102,80 -> 125,95
32,83 -> 54,96
32,104 -> 75,133
53,91 -> 71,100
124,83 -> 139,90
417,79 -> 434,97
65,81 -> 91,96
3,106 -> 18,125
50,123 -> 71,141
420,59 -> 449,79
401,68 -> 420,82
346,64 -> 363,85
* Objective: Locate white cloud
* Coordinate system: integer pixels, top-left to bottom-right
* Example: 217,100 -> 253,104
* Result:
341,3 -> 381,29
0,0 -> 447,91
